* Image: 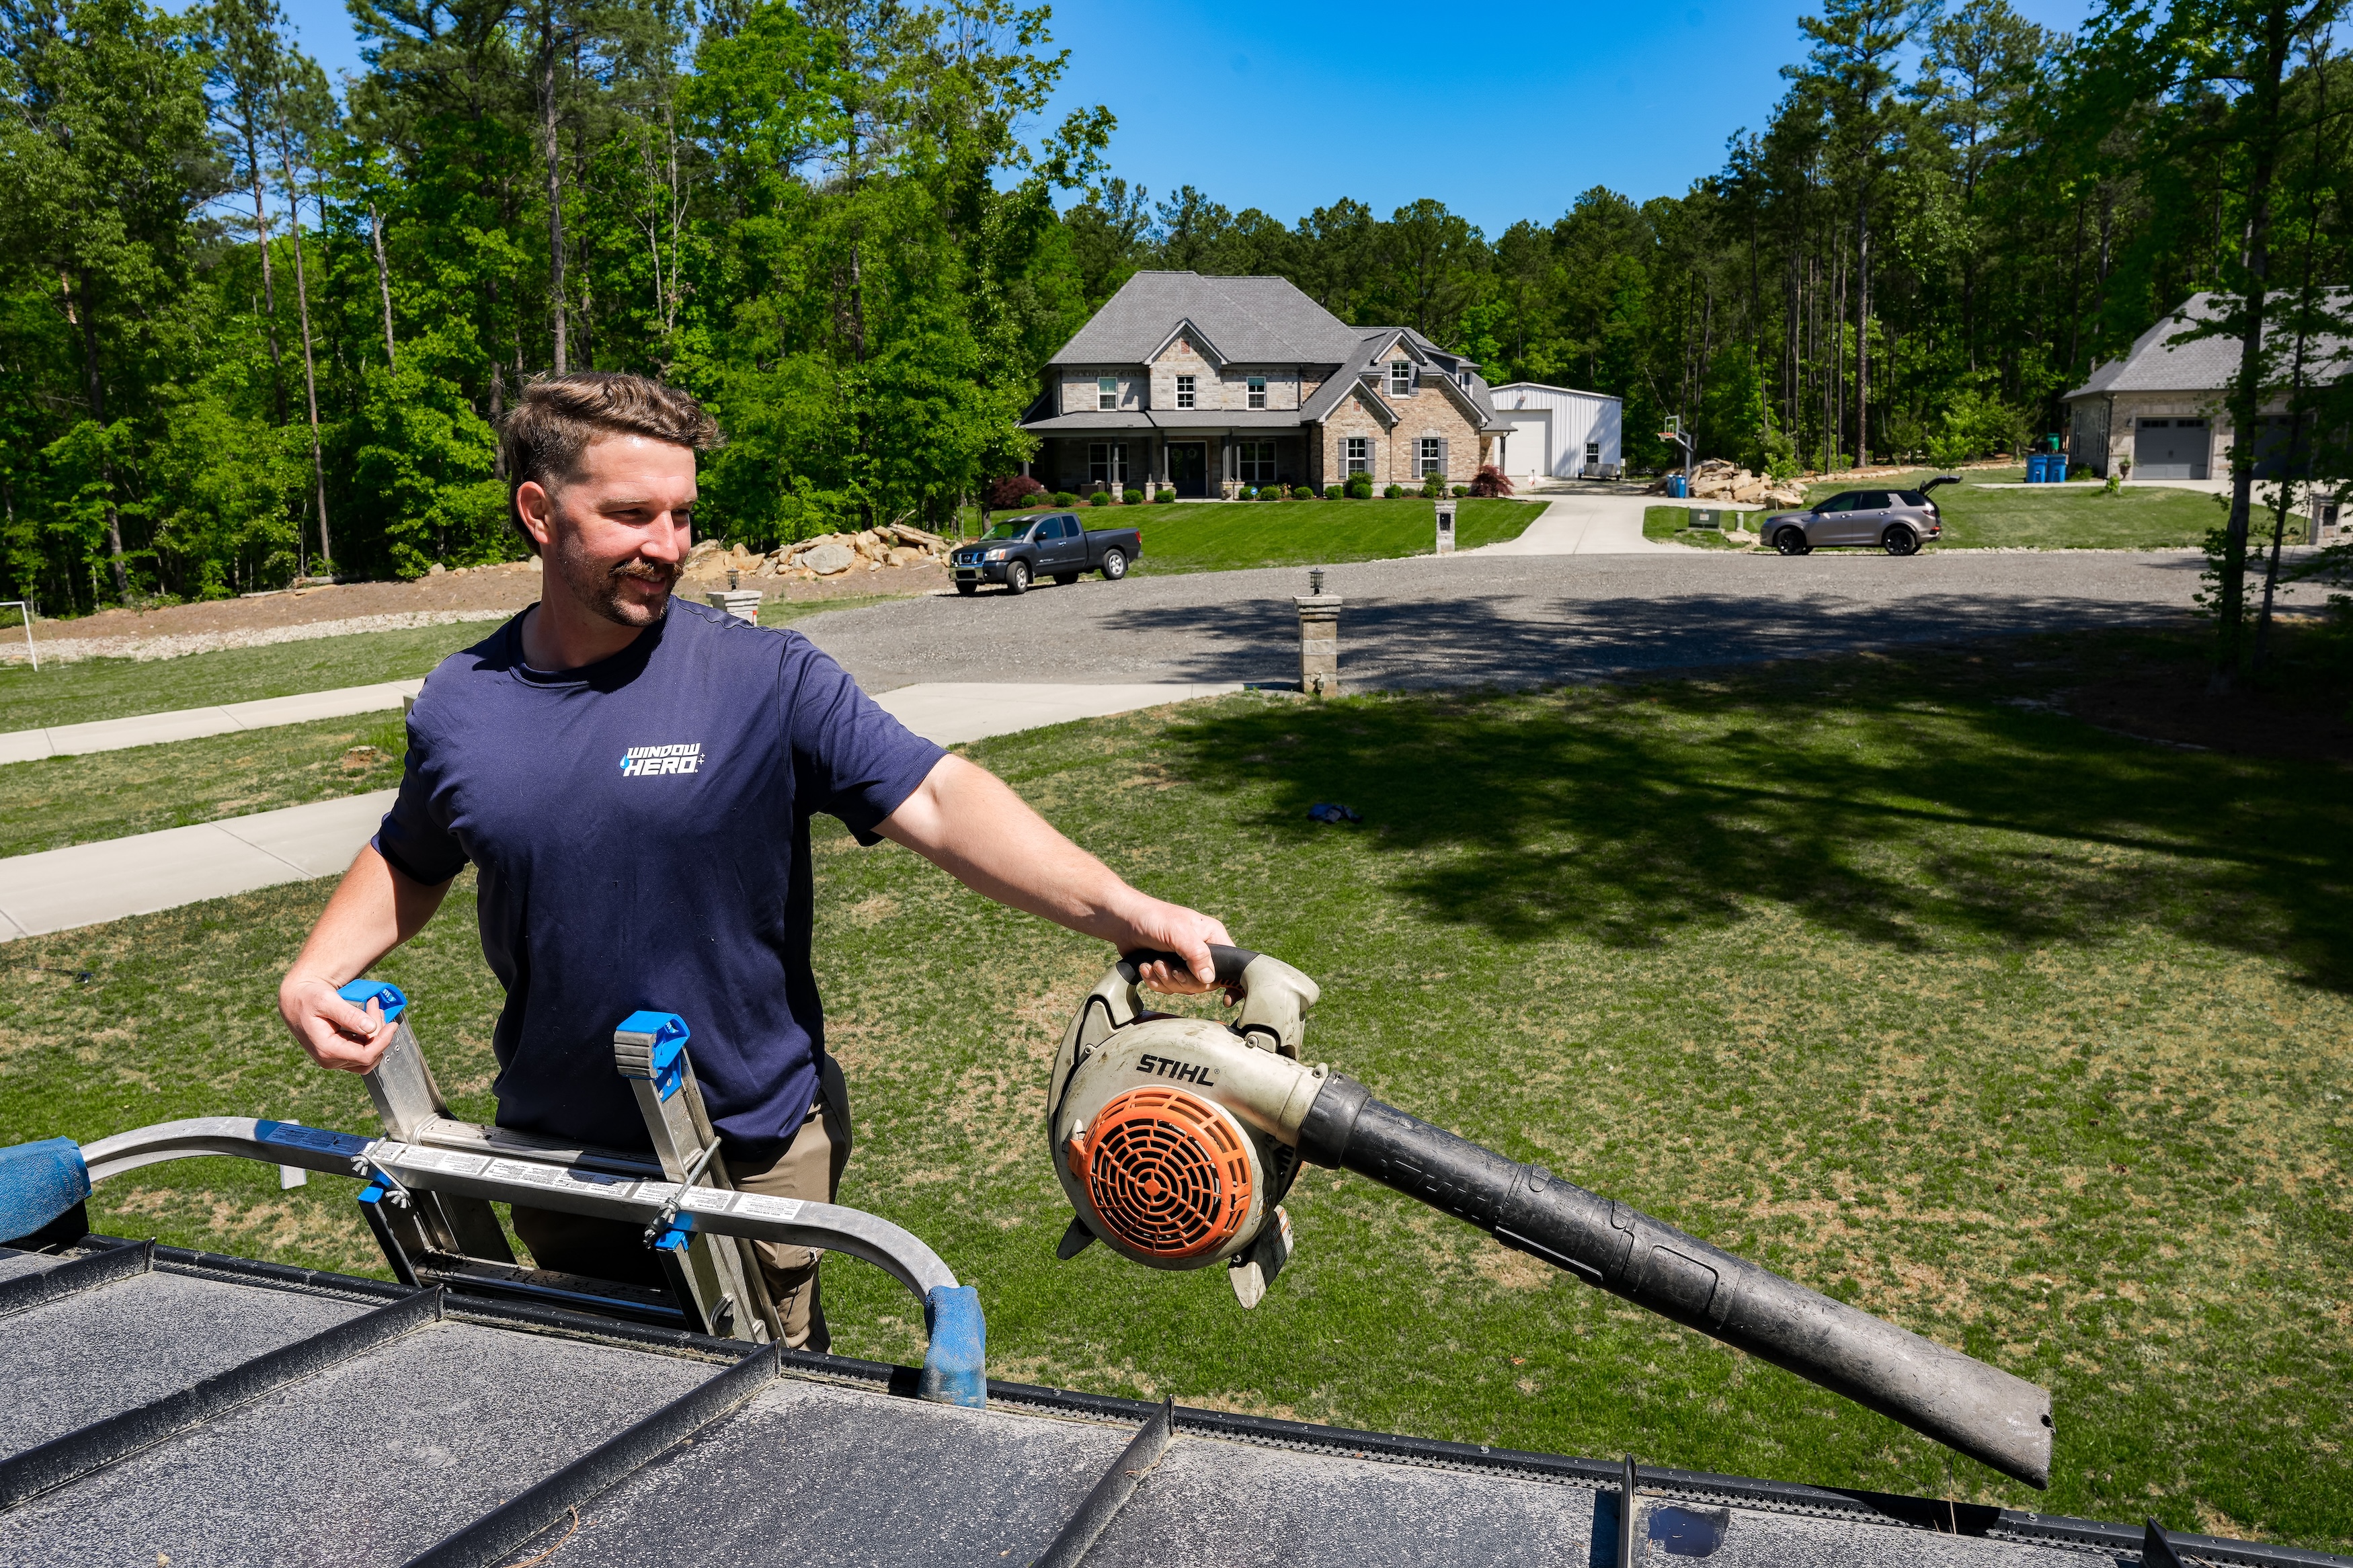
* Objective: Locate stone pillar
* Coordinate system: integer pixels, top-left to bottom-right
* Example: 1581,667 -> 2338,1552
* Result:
1435,499 -> 1457,554
1295,574 -> 1341,696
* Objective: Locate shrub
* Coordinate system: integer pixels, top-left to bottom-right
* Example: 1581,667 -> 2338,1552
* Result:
1154,487 -> 1176,503
1419,474 -> 1446,499
1292,485 -> 1314,500
1087,489 -> 1111,505
1468,464 -> 1513,497
1053,491 -> 1077,507
1122,488 -> 1143,505
985,474 -> 1047,509
1450,484 -> 1470,497
1382,483 -> 1406,499
1260,485 -> 1285,501
1345,473 -> 1373,499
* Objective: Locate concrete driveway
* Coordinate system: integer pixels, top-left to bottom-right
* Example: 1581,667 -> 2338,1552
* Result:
1468,492 -> 1684,556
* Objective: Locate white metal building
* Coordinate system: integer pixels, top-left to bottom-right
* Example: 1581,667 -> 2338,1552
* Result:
1486,382 -> 1624,483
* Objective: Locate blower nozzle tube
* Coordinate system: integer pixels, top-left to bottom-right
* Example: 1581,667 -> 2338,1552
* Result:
1295,1075 -> 2053,1489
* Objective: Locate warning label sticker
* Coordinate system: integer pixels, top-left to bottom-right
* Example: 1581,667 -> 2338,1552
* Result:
729,1194 -> 803,1223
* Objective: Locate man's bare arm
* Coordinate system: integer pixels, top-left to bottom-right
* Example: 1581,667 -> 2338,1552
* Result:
877,754 -> 1232,992
277,844 -> 454,1073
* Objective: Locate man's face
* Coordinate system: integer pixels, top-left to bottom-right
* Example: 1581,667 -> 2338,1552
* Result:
516,435 -> 697,628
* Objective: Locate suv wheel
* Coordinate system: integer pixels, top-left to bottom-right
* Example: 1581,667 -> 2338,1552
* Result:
1100,548 -> 1128,581
1774,526 -> 1812,556
1004,561 -> 1031,595
1882,524 -> 1919,556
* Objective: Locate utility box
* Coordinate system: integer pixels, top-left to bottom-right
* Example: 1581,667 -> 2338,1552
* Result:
1689,508 -> 1721,530
1435,500 -> 1457,554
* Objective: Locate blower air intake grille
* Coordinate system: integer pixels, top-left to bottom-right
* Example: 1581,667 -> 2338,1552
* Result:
1078,1087 -> 1252,1258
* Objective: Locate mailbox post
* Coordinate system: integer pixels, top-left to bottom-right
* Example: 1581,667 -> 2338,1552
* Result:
1296,571 -> 1341,696
1435,499 -> 1457,554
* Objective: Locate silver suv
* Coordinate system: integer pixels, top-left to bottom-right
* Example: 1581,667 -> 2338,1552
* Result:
1763,478 -> 1955,556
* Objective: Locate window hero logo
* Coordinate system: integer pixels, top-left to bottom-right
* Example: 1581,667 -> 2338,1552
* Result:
620,743 -> 704,778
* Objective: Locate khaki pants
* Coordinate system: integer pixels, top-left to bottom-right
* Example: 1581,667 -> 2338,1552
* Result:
510,1057 -> 853,1352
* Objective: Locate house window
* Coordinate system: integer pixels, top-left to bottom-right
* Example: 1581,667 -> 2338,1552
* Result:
1417,437 -> 1443,477
1585,440 -> 1601,469
1237,442 -> 1277,484
1247,376 -> 1267,410
1174,374 -> 1196,409
1088,444 -> 1127,487
1389,361 -> 1411,395
1345,437 -> 1370,474
1097,376 -> 1118,411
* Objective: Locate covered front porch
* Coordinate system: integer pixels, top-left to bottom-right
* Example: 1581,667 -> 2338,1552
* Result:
1023,420 -> 1320,499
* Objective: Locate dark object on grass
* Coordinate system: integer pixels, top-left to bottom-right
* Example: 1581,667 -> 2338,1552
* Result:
1308,802 -> 1361,824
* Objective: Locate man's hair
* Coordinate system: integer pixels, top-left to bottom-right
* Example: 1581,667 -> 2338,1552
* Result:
502,372 -> 721,549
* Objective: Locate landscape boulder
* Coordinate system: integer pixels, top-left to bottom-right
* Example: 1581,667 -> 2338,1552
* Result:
801,542 -> 856,576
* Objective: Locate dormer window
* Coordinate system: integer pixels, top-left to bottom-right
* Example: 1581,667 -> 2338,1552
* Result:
1247,376 -> 1267,410
1389,361 -> 1411,395
1097,376 -> 1118,411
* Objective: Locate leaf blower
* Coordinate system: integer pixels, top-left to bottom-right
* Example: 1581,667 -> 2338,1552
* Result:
1046,944 -> 2055,1490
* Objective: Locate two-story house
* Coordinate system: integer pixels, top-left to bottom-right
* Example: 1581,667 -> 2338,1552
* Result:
1019,271 -> 1511,498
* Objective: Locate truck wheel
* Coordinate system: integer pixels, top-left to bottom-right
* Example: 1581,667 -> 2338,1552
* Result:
1881,524 -> 1919,556
955,581 -> 978,596
1053,572 -> 1079,585
1004,561 -> 1031,595
1100,548 -> 1129,581
1774,526 -> 1812,556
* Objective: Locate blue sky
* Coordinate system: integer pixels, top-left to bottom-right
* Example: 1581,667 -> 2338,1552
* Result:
253,0 -> 2093,234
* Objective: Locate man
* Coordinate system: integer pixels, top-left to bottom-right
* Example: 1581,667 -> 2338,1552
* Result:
278,372 -> 1227,1350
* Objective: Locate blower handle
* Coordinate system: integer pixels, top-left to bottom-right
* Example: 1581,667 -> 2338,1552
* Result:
1117,944 -> 1260,989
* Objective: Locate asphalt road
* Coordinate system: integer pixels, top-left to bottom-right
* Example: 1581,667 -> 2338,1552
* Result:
798,548 -> 2214,693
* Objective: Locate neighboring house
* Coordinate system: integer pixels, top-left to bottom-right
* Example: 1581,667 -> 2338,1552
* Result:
1019,271 -> 1512,497
2063,291 -> 2348,479
1488,382 -> 1624,483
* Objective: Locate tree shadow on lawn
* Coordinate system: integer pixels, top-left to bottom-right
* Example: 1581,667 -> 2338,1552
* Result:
1117,583 -> 2198,688
1156,660 -> 2350,992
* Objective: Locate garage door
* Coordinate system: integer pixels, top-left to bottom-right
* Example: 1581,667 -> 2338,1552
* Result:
1500,412 -> 1548,482
2133,417 -> 2210,480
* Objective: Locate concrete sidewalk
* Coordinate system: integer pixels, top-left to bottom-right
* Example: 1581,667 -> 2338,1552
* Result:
0,681 -> 1244,941
0,678 -> 425,766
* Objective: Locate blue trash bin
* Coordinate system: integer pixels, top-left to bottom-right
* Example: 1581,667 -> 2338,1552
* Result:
1667,474 -> 1689,499
2025,453 -> 2048,484
2048,455 -> 2068,482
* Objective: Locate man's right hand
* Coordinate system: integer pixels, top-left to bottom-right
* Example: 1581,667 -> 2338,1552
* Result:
278,974 -> 399,1073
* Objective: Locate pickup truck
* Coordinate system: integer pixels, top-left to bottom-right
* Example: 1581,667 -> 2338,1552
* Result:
948,512 -> 1142,595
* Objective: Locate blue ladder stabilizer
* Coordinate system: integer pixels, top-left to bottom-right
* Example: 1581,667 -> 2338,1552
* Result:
614,1010 -> 692,1100
0,1137 -> 92,1244
918,1285 -> 987,1409
335,978 -> 409,1022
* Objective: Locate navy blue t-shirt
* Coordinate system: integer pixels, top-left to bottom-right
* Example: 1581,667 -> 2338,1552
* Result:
373,601 -> 944,1159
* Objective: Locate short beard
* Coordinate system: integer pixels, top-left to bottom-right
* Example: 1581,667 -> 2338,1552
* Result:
550,532 -> 678,629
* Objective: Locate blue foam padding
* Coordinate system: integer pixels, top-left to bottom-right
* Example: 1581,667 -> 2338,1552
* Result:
0,1137 -> 92,1243
918,1285 -> 987,1409
335,979 -> 408,1022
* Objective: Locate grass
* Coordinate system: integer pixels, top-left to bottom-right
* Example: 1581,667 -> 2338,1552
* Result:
0,620 -> 496,734
756,593 -> 911,629
0,712 -> 409,858
1007,497 -> 1546,574
5,626 -> 2352,1551
1644,505 -> 1750,549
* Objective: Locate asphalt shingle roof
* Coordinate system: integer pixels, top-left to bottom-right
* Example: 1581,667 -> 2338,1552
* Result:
1049,272 -> 1370,366
2065,290 -> 2352,399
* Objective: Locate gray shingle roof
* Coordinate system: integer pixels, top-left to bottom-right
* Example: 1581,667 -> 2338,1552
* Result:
1049,272 -> 1369,366
2065,290 -> 2352,399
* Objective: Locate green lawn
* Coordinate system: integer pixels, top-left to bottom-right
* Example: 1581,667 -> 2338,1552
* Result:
1644,505 -> 1751,549
992,497 -> 1544,574
0,712 -> 409,858
0,620 -> 498,734
5,627 -> 2351,1552
1794,471 -> 2215,550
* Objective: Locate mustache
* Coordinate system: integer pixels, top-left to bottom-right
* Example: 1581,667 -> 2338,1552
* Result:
610,558 -> 680,585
